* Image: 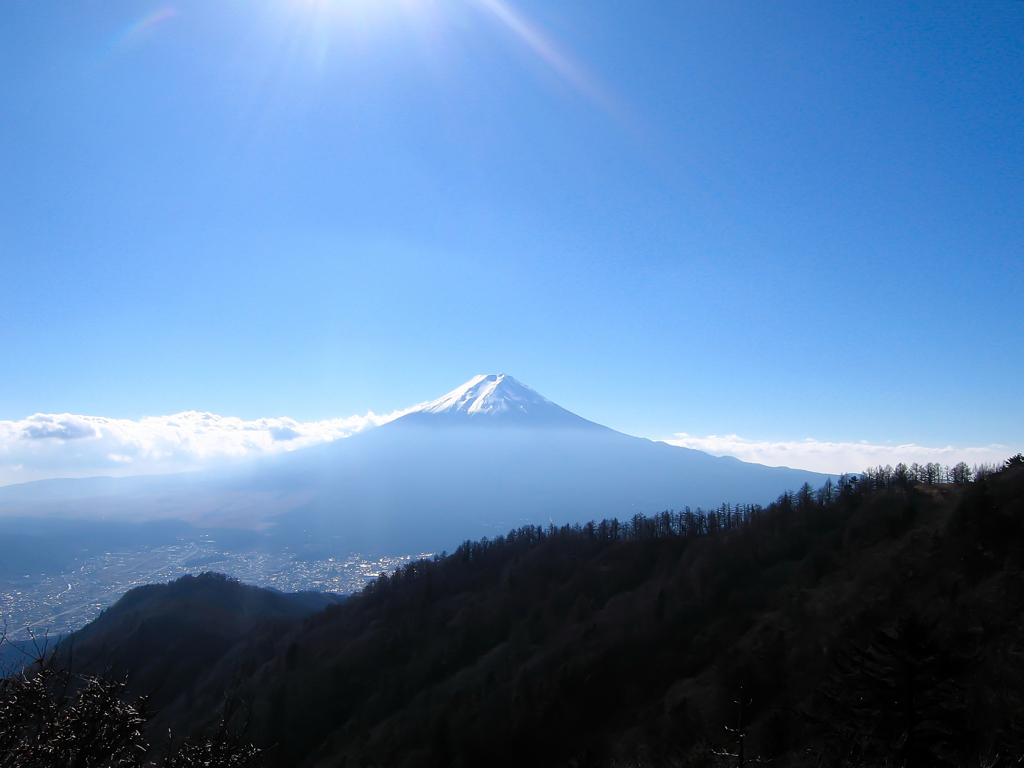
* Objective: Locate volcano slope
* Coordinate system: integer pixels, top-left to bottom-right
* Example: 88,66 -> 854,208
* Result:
55,459 -> 1024,768
0,375 -> 829,558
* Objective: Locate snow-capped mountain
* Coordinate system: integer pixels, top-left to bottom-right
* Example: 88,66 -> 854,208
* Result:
396,374 -> 606,429
416,374 -> 550,416
0,374 -> 832,557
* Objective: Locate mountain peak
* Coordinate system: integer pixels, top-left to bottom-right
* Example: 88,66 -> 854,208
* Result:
415,374 -> 548,416
394,374 -> 606,430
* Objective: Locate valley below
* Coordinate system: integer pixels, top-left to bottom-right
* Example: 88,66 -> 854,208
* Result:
0,529 -> 426,640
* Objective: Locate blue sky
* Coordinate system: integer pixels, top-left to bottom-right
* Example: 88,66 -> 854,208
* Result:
1,0 -> 1022,475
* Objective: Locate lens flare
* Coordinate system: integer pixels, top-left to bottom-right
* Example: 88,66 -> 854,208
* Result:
96,7 -> 177,67
121,7 -> 178,42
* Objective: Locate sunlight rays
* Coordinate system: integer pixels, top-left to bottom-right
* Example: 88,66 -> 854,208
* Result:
283,0 -> 612,110
473,0 -> 611,111
95,1 -> 614,117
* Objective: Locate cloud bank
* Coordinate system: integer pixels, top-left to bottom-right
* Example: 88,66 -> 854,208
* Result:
0,409 -> 412,487
659,433 -> 1013,475
2,410 -> 1015,487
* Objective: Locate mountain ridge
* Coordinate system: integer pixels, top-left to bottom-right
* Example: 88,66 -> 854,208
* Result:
46,462 -> 1024,767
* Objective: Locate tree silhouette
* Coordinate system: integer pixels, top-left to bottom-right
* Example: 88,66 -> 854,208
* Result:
0,634 -> 262,768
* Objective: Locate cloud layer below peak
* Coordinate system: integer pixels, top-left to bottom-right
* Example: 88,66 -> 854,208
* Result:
0,409 -> 412,486
1,410 -> 1015,487
660,433 -> 1012,475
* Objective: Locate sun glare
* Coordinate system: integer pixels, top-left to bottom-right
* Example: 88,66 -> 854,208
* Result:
281,0 -> 610,109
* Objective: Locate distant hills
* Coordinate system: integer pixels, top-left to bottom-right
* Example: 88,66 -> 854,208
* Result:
0,374 -> 831,557
40,459 -> 1024,766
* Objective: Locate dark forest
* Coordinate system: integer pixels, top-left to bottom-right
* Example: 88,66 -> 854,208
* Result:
4,455 -> 1024,767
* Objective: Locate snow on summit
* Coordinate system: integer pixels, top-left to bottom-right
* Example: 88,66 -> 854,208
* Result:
415,374 -> 553,416
399,374 -> 606,430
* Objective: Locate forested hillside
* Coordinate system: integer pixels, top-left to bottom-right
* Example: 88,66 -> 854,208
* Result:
6,456 -> 1024,767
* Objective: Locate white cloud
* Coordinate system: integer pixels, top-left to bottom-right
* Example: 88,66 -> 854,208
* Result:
0,408 -> 413,486
2,409 -> 1016,486
659,433 -> 1014,475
